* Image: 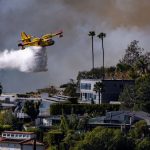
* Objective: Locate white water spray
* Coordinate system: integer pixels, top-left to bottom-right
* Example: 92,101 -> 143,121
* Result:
0,46 -> 47,72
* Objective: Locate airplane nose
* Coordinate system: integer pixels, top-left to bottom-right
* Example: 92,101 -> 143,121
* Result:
51,40 -> 55,45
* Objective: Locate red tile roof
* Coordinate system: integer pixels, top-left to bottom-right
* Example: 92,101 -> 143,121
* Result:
0,138 -> 44,145
0,138 -> 24,144
21,139 -> 44,145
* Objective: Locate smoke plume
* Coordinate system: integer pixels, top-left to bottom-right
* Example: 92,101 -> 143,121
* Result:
1,0 -> 150,92
0,46 -> 47,72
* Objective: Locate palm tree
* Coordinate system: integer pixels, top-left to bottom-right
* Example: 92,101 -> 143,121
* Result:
88,31 -> 95,72
0,83 -> 2,95
23,100 -> 41,124
93,81 -> 104,104
97,33 -> 106,79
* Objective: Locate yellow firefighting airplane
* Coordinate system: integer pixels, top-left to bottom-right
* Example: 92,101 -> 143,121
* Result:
18,30 -> 63,49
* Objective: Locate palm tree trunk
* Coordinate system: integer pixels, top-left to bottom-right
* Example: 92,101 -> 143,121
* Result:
98,91 -> 101,104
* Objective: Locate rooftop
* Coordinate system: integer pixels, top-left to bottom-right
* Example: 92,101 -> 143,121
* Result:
88,111 -> 150,126
3,131 -> 34,135
0,138 -> 44,145
80,79 -> 134,81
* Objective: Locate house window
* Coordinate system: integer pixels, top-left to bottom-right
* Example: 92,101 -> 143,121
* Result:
11,134 -> 14,137
81,83 -> 91,90
23,135 -> 26,138
85,93 -> 87,99
88,93 -> 93,99
19,134 -> 22,137
40,103 -> 44,108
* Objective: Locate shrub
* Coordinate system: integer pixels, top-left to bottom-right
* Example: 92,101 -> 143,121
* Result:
50,104 -> 120,115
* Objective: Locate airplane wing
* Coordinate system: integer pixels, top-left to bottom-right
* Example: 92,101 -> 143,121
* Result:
51,30 -> 63,37
41,30 -> 63,39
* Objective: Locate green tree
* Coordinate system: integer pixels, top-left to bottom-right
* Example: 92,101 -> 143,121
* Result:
119,85 -> 136,110
119,40 -> 150,78
59,114 -> 84,150
115,63 -> 131,79
60,114 -> 80,133
120,40 -> 143,66
77,116 -> 88,131
26,127 -> 44,142
135,75 -> 150,112
136,75 -> 150,102
63,79 -> 77,97
44,130 -> 64,149
93,81 -> 104,104
128,67 -> 139,79
129,120 -> 149,139
136,138 -> 150,150
23,100 -> 41,123
119,74 -> 150,111
77,68 -> 103,81
77,67 -> 117,82
60,115 -> 69,133
105,66 -> 116,78
74,127 -> 134,150
109,130 -> 135,150
38,85 -> 58,96
0,110 -> 17,126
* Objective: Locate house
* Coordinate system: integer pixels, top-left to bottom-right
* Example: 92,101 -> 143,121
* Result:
80,79 -> 134,104
0,93 -> 17,103
0,131 -> 45,150
88,111 -> 150,129
36,115 -> 61,127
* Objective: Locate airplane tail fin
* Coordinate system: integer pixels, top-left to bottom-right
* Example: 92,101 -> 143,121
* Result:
21,32 -> 31,42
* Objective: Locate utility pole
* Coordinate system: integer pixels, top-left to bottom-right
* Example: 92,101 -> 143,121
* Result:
33,136 -> 36,150
88,31 -> 95,72
97,33 -> 106,80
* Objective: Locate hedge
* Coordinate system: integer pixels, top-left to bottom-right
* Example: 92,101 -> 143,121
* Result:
0,125 -> 13,133
46,130 -> 64,146
50,104 -> 120,115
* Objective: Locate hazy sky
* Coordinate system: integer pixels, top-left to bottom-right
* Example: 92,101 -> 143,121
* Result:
0,0 -> 150,92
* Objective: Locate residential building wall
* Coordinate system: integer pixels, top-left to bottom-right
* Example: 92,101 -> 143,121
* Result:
0,143 -> 44,150
80,79 -> 134,104
0,143 -> 21,150
0,131 -> 45,150
23,145 -> 44,150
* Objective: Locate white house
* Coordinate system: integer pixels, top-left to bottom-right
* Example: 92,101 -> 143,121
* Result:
0,93 -> 17,102
0,131 -> 45,150
2,131 -> 35,140
80,79 -> 100,104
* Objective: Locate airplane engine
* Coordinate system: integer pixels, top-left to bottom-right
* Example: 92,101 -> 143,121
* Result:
18,43 -> 25,49
49,39 -> 55,45
18,43 -> 23,47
